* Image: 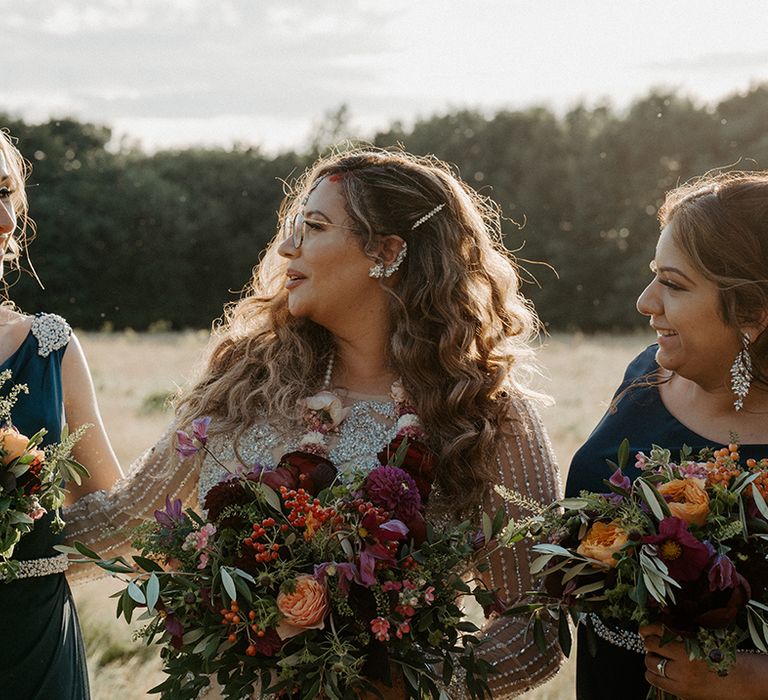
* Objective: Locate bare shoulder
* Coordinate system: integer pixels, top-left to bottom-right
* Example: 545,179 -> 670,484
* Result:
0,307 -> 33,360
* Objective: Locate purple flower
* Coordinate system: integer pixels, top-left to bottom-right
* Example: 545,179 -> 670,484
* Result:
154,496 -> 185,528
708,554 -> 738,592
314,562 -> 360,595
175,430 -> 200,458
191,416 -> 211,445
164,613 -> 184,650
378,519 -> 409,540
358,544 -> 394,587
641,517 -> 711,582
363,465 -> 422,520
604,468 -> 631,504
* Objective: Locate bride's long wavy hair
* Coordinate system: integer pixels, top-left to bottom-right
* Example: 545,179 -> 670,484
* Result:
176,148 -> 541,512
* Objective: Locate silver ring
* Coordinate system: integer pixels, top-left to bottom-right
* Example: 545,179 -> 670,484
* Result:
656,658 -> 668,678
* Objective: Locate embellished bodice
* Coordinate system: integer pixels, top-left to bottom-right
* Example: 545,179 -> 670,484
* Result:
198,397 -> 398,503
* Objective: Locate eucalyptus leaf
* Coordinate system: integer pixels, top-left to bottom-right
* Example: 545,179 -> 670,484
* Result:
127,581 -> 146,605
221,567 -> 237,601
146,573 -> 160,612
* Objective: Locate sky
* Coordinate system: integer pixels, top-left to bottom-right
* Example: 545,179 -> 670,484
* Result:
3,0 -> 768,153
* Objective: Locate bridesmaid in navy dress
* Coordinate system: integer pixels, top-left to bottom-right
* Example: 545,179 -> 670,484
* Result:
566,171 -> 768,700
0,130 -> 121,698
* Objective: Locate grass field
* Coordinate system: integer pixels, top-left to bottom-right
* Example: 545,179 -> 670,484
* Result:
71,330 -> 653,699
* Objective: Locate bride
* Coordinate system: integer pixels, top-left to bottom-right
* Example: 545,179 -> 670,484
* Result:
66,148 -> 564,698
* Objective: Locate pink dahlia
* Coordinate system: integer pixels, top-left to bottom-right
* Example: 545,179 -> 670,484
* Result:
364,466 -> 422,519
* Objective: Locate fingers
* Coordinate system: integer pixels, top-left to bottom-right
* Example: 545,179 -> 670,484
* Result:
644,652 -> 676,694
643,634 -> 687,661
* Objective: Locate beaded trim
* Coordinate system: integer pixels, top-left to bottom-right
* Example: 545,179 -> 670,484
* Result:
0,552 -> 69,581
30,313 -> 72,357
589,614 -> 646,654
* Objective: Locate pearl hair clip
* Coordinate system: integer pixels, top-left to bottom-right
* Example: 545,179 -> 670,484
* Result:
411,203 -> 445,229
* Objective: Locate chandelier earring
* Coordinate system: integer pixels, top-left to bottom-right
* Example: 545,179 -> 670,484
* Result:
730,332 -> 753,411
368,241 -> 408,279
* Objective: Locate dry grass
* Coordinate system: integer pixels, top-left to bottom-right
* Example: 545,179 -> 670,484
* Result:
71,329 -> 652,699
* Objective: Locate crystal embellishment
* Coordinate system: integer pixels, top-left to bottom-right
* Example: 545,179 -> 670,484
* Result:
30,313 -> 72,357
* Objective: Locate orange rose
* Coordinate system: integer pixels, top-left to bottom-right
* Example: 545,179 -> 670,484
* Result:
276,575 -> 328,639
576,520 -> 629,568
657,478 -> 709,527
0,428 -> 31,465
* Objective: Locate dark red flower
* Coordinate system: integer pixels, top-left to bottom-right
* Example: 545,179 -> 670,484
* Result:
659,574 -> 751,634
278,451 -> 337,495
363,466 -> 422,520
250,628 -> 283,656
641,517 -> 711,582
377,436 -> 435,502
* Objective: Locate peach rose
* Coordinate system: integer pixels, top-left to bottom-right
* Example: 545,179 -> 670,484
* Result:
657,478 -> 709,527
576,520 -> 629,568
276,575 -> 329,639
0,428 -> 31,465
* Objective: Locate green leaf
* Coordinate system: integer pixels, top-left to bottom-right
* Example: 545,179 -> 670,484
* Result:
558,498 -> 590,510
637,479 -> 668,521
133,555 -> 164,572
221,567 -> 237,601
481,512 -> 493,547
530,553 -> 555,575
617,438 -> 630,470
570,580 -> 604,596
259,484 -> 282,512
557,611 -> 572,657
533,616 -> 546,652
492,507 -> 506,538
751,483 -> 768,521
73,541 -> 101,560
146,573 -> 160,612
127,581 -> 146,605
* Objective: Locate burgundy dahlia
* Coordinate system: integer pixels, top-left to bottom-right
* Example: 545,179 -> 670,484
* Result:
363,466 -> 422,519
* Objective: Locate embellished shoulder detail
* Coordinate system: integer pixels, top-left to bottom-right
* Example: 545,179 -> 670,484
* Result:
30,313 -> 72,357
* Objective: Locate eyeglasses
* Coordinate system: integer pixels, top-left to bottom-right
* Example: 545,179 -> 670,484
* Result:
282,212 -> 358,249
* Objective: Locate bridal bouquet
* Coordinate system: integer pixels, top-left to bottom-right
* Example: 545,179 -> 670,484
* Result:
66,408 -> 502,699
0,369 -> 89,577
505,439 -> 768,677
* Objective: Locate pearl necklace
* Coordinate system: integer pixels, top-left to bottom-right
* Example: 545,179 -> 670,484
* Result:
323,354 -> 335,389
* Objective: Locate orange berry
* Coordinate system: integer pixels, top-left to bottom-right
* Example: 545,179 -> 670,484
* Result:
246,645 -> 257,656
248,610 -> 256,620
228,633 -> 237,643
257,629 -> 265,637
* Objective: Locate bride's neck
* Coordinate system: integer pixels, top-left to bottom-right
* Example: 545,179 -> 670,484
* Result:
330,333 -> 395,397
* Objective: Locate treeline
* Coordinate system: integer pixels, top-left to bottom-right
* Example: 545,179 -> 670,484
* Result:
3,84 -> 768,331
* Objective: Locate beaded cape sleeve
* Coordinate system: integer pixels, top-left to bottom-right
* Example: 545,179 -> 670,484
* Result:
62,425 -> 200,583
433,396 -> 564,698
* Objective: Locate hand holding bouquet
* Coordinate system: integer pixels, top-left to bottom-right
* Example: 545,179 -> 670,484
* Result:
505,439 -> 768,678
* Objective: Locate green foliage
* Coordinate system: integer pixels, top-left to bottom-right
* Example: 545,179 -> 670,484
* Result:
4,83 -> 768,329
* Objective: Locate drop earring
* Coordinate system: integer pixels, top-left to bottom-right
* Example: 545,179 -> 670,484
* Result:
730,332 -> 753,411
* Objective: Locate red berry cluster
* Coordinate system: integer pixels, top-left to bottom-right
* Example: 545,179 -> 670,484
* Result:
218,601 -> 268,656
242,517 -> 284,563
280,487 -> 336,530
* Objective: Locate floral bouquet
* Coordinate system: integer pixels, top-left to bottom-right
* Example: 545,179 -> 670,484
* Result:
0,369 -> 90,577
504,439 -> 768,681
66,398 -> 505,699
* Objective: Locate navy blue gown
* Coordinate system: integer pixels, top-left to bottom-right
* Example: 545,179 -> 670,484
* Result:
0,314 -> 89,700
566,344 -> 766,700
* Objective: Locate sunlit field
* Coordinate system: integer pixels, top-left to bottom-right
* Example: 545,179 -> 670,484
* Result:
73,330 -> 652,699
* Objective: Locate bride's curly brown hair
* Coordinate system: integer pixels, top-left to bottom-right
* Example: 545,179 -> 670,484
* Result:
177,148 -> 542,512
